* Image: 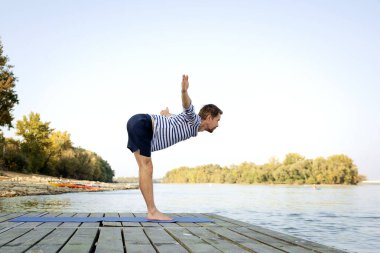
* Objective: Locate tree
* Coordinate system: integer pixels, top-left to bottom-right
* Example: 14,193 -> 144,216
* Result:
2,137 -> 28,172
16,112 -> 53,173
97,158 -> 114,182
0,39 -> 19,129
283,153 -> 305,165
312,157 -> 328,184
0,131 -> 4,169
326,154 -> 358,184
46,130 -> 73,174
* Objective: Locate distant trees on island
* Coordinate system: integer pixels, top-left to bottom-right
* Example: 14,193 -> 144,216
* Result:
163,153 -> 366,185
0,39 -> 114,182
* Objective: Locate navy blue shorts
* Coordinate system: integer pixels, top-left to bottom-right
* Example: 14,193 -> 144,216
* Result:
126,114 -> 153,157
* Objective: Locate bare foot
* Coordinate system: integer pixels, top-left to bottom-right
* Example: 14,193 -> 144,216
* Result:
147,209 -> 172,221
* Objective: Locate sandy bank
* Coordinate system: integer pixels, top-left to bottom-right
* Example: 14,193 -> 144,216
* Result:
0,171 -> 139,197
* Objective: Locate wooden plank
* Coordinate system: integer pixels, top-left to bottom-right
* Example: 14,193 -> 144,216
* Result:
165,227 -> 221,253
59,213 -> 91,228
80,213 -> 103,228
25,228 -> 77,253
0,212 -> 29,223
123,227 -> 156,253
230,226 -> 315,253
34,212 -> 73,228
0,213 -> 10,218
144,227 -> 189,253
4,212 -> 49,229
187,213 -> 220,227
0,228 -> 54,253
0,212 -> 38,233
0,227 -> 33,247
202,213 -> 248,227
207,227 -> 285,253
245,225 -> 349,253
119,212 -> 141,227
172,213 -> 201,228
59,228 -> 98,253
103,212 -> 122,227
181,213 -> 217,227
187,227 -> 250,253
95,227 -> 124,253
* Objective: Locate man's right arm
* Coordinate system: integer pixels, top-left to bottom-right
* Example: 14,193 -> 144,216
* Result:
181,74 -> 192,109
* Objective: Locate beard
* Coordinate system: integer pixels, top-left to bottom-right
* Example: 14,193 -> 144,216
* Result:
207,127 -> 216,133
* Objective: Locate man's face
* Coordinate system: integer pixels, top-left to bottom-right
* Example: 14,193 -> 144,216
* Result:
207,113 -> 221,133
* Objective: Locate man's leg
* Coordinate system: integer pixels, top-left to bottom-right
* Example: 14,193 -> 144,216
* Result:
134,151 -> 172,220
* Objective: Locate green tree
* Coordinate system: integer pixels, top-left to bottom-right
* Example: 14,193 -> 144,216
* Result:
16,112 -> 53,173
262,157 -> 280,183
0,39 -> 19,129
97,158 -> 114,182
283,153 -> 305,165
224,165 -> 239,183
312,157 -> 328,184
46,131 -> 73,175
49,131 -> 72,155
2,137 -> 29,172
0,131 -> 4,169
55,149 -> 76,178
326,154 -> 358,184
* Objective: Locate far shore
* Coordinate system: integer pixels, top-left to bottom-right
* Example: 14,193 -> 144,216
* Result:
361,180 -> 380,184
157,181 -> 367,186
0,170 -> 139,198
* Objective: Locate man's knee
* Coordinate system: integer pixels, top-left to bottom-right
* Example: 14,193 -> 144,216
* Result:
135,151 -> 153,168
140,159 -> 153,174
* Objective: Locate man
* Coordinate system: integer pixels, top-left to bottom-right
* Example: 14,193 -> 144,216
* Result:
126,74 -> 223,221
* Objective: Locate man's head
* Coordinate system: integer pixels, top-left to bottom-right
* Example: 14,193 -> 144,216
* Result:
198,104 -> 223,133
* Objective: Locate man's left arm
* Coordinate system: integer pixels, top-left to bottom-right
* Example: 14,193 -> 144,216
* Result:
181,74 -> 192,109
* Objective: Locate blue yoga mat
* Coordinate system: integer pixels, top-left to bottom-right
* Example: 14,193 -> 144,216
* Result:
10,216 -> 213,223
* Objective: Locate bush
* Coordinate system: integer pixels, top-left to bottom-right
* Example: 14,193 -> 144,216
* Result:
4,151 -> 29,173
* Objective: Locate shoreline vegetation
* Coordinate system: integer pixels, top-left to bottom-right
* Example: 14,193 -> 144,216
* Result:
0,112 -> 115,183
163,153 -> 366,185
0,170 -> 138,198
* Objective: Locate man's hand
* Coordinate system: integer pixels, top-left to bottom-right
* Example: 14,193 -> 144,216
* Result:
160,107 -> 172,117
182,75 -> 189,92
181,74 -> 191,109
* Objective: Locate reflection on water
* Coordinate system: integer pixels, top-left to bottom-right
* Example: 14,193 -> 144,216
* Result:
1,184 -> 380,253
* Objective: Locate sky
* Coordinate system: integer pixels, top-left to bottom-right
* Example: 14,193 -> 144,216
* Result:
1,0 -> 379,179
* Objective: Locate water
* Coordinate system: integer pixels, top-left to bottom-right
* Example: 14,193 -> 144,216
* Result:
1,184 -> 379,253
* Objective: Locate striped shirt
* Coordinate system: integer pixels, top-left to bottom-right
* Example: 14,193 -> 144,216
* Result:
151,104 -> 201,152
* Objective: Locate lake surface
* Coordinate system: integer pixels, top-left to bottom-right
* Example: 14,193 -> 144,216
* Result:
1,183 -> 379,253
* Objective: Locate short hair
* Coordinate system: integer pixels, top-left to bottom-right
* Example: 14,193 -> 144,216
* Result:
198,104 -> 223,120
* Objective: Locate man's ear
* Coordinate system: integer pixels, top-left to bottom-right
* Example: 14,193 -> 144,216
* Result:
207,115 -> 213,121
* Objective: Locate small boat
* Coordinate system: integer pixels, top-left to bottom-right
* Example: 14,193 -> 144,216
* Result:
49,182 -> 100,190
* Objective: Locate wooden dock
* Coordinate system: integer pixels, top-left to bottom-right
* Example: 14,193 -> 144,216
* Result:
0,212 -> 348,253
